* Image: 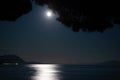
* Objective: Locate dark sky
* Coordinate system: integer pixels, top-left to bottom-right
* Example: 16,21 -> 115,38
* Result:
0,3 -> 120,64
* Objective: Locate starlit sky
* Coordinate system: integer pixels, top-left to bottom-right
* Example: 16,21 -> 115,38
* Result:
0,3 -> 120,64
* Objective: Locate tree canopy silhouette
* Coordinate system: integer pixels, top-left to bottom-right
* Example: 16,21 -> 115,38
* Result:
0,0 -> 120,32
0,0 -> 32,21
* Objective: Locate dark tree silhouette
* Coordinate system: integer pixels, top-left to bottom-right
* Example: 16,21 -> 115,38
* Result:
35,0 -> 120,32
0,0 -> 32,21
0,0 -> 120,32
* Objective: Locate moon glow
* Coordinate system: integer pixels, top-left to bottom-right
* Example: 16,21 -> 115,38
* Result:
46,10 -> 53,17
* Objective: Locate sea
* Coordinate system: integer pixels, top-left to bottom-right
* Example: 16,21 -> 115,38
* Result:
0,64 -> 120,80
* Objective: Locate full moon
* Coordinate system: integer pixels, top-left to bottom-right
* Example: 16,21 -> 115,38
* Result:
46,10 -> 53,17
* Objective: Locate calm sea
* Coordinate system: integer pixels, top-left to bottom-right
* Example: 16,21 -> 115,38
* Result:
0,64 -> 120,80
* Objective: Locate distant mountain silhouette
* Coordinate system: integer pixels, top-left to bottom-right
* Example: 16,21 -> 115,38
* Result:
0,55 -> 26,65
27,61 -> 43,64
98,60 -> 120,66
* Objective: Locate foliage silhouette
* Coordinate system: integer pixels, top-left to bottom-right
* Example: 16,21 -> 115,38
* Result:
35,0 -> 120,32
0,0 -> 120,32
0,0 -> 32,21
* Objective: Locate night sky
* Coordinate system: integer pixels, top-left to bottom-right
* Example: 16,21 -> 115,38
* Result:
0,3 -> 120,64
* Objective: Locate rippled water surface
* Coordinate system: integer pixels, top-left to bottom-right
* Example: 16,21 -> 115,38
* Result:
0,64 -> 120,80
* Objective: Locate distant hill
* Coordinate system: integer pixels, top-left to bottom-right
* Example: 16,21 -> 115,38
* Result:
0,55 -> 26,65
27,61 -> 43,64
98,60 -> 120,66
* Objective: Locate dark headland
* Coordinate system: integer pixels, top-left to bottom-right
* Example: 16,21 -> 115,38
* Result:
0,55 -> 42,65
0,55 -> 25,65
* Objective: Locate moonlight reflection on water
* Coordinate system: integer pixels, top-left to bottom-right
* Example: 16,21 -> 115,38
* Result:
0,64 -> 120,80
30,64 -> 61,80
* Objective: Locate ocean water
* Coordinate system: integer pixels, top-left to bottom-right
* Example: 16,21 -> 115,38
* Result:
0,64 -> 120,80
